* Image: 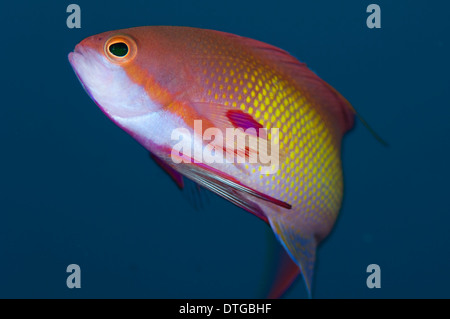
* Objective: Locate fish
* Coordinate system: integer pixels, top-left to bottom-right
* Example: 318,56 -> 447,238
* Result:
68,26 -> 355,298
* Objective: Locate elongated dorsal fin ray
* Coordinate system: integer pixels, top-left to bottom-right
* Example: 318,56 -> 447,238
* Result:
321,81 -> 387,146
350,105 -> 389,147
213,31 -> 355,135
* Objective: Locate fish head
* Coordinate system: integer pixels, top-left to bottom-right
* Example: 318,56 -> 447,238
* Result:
68,31 -> 160,121
68,28 -> 194,151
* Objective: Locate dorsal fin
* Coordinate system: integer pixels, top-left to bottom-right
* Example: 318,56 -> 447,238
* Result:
227,33 -> 389,143
213,30 -> 356,135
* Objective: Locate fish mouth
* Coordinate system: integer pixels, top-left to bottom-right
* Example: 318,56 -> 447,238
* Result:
68,44 -> 156,126
68,44 -> 82,64
68,46 -> 83,81
68,54 -> 82,85
68,44 -> 86,81
67,45 -> 119,127
68,45 -> 131,124
68,45 -> 99,106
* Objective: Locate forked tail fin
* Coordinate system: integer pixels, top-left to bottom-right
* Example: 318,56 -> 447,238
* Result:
266,248 -> 300,299
268,216 -> 317,298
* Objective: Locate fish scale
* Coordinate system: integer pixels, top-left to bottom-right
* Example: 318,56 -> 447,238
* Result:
189,34 -> 343,229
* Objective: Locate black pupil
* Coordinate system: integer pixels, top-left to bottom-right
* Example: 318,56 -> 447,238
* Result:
109,42 -> 128,57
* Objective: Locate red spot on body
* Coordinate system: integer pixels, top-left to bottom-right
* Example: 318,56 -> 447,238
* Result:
226,110 -> 263,136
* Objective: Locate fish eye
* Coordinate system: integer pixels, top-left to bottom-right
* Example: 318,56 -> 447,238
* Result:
109,42 -> 128,57
104,35 -> 137,63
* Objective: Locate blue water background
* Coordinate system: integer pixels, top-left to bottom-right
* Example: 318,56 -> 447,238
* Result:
1,0 -> 449,298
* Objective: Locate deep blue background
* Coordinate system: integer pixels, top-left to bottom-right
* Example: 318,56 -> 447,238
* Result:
1,0 -> 449,298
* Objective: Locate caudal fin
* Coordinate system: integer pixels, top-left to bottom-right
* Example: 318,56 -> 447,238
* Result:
266,248 -> 300,299
268,217 -> 317,298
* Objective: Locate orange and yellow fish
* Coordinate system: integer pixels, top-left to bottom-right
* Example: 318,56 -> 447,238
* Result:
68,26 -> 355,297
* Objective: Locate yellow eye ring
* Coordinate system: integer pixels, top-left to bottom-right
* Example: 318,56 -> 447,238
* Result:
104,34 -> 137,63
